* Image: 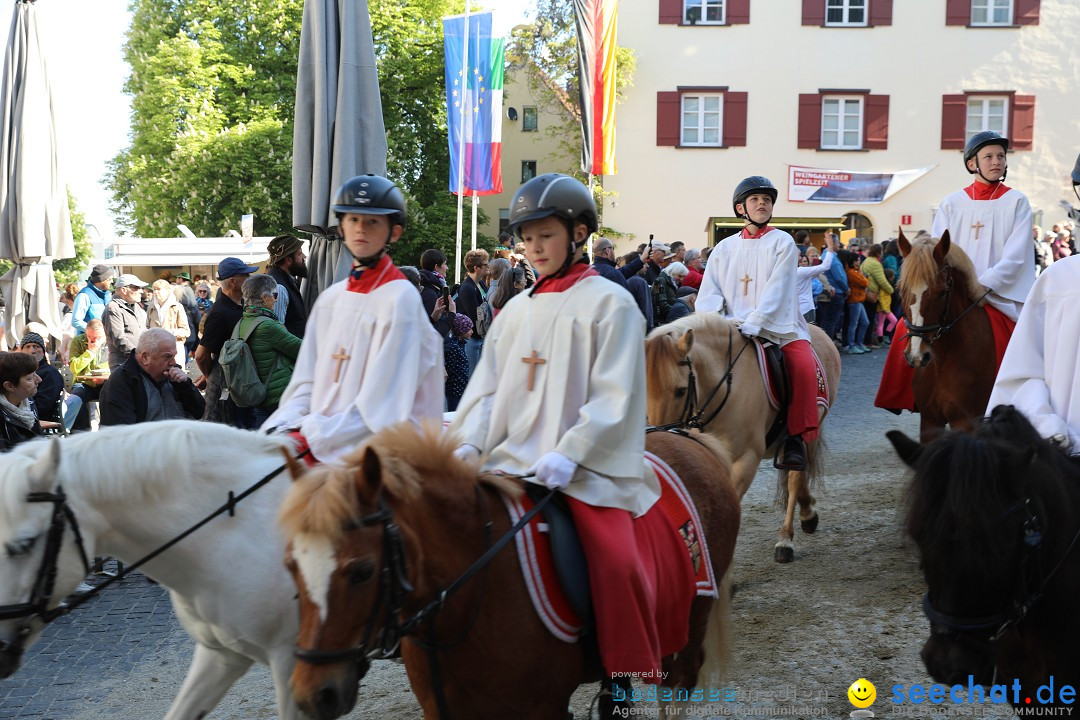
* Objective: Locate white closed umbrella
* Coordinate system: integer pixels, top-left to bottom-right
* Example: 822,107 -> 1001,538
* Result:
293,0 -> 387,309
0,0 -> 73,348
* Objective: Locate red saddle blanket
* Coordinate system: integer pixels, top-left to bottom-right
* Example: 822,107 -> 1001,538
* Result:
874,306 -> 1015,413
500,453 -> 718,643
753,342 -> 831,412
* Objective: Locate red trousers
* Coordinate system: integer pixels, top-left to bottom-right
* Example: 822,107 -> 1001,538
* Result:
566,496 -> 695,677
781,339 -> 821,442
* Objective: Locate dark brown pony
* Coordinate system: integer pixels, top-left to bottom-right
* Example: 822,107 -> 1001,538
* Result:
889,406 -> 1080,709
897,229 -> 995,441
278,422 -> 740,720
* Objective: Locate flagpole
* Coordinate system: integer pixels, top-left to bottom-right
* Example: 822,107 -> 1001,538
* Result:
454,0 -> 471,285
471,193 -> 478,251
588,173 -> 596,262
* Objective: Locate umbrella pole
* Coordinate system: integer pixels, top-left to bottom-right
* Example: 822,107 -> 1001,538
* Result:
453,1 -> 472,286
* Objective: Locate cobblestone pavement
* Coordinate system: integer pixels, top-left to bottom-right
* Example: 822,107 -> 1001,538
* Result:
3,346 -> 918,719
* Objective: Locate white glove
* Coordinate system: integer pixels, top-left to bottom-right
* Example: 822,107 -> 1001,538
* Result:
739,322 -> 761,339
453,444 -> 481,463
528,451 -> 577,490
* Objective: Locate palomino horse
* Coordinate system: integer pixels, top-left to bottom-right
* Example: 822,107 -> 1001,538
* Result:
0,422 -> 312,720
889,405 -> 1080,708
896,229 -> 995,441
645,314 -> 840,562
279,422 -> 741,720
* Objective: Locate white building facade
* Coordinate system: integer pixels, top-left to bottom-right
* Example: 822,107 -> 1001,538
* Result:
600,0 -> 1080,249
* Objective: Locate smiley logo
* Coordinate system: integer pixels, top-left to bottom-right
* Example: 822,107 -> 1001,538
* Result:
847,678 -> 876,709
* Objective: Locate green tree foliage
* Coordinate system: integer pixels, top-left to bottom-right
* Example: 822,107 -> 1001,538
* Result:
107,0 -> 302,238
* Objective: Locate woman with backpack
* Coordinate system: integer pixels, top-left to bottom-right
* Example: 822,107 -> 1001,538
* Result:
232,274 -> 302,426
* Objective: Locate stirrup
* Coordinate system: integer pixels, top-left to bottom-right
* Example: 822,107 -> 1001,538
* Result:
774,435 -> 807,471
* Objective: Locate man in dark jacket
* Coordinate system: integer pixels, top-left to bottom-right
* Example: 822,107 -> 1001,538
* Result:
100,328 -> 204,425
591,237 -> 629,290
102,274 -> 149,369
418,249 -> 454,338
266,234 -> 309,338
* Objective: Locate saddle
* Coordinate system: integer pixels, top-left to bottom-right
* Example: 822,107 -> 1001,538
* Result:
754,340 -> 791,451
524,484 -> 592,628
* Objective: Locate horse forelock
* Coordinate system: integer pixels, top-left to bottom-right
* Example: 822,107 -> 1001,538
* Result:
899,236 -> 984,303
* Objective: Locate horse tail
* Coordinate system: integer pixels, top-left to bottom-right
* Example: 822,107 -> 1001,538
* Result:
773,430 -> 827,506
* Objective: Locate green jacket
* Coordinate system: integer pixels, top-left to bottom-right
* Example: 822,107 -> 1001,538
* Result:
68,333 -> 108,378
235,306 -> 303,408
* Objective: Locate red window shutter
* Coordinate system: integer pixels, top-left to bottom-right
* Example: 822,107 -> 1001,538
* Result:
727,0 -> 751,24
659,0 -> 683,24
1011,95 -> 1036,150
941,94 -> 967,149
945,0 -> 969,25
1015,0 -> 1040,25
868,0 -> 893,26
802,0 -> 825,25
797,94 -> 822,149
723,92 -> 748,147
657,91 -> 681,147
863,95 -> 890,150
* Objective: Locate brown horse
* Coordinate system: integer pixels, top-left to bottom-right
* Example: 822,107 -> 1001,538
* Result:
645,314 -> 840,563
897,229 -> 995,441
278,422 -> 740,720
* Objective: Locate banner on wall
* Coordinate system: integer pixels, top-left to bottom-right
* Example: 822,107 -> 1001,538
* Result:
787,165 -> 935,204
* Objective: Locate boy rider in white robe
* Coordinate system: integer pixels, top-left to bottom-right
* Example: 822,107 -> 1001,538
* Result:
875,131 -> 1034,413
263,175 -> 444,462
696,176 -> 821,470
451,174 -> 695,693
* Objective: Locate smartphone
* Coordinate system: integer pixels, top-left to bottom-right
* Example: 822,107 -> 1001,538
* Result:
442,287 -> 450,305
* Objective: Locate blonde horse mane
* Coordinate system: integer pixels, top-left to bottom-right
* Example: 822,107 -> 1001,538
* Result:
278,421 -> 521,542
899,235 -> 985,303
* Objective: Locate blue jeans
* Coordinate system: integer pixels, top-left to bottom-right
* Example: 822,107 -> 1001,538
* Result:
846,302 -> 869,348
465,337 -> 484,376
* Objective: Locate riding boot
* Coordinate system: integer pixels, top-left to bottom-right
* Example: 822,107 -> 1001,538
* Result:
597,676 -> 632,718
775,434 -> 807,471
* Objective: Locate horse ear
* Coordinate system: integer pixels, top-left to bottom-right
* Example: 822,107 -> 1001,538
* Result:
675,329 -> 695,356
886,430 -> 923,468
28,440 -> 62,493
280,446 -> 306,482
897,229 -> 911,257
934,230 -> 951,264
360,446 -> 383,495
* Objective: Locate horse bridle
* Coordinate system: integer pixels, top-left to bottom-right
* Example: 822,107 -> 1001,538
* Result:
0,488 -> 91,658
293,485 -> 555,720
903,265 -> 991,346
656,324 -> 753,432
922,498 -> 1080,647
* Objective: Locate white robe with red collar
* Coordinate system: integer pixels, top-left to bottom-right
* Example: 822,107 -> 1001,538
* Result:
263,264 -> 444,462
930,185 -> 1035,321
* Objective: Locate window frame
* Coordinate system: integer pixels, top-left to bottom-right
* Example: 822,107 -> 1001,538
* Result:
683,0 -> 726,25
679,93 -> 724,147
521,160 -> 538,184
824,0 -> 868,26
820,95 -> 865,150
522,106 -> 538,132
970,0 -> 1014,26
965,95 -> 1010,140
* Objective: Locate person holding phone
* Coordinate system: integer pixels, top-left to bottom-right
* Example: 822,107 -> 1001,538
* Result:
419,248 -> 456,337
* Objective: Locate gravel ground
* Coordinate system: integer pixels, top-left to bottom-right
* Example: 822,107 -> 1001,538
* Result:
3,349 -> 1022,719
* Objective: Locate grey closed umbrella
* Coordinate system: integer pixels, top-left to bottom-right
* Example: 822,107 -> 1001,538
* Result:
293,0 -> 387,309
0,0 -> 73,348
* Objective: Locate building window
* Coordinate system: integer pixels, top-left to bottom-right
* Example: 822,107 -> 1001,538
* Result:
684,0 -> 725,24
680,94 -> 723,147
825,0 -> 867,26
970,0 -> 1013,25
521,160 -> 537,183
522,106 -> 538,132
966,96 -> 1008,140
821,96 -> 864,150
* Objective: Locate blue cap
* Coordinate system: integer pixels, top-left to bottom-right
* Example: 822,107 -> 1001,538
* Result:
217,257 -> 260,280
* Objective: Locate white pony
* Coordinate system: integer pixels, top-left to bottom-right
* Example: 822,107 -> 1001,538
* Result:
0,421 -> 308,720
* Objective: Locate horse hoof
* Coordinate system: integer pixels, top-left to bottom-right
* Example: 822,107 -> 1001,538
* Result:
774,545 -> 795,563
801,512 -> 819,534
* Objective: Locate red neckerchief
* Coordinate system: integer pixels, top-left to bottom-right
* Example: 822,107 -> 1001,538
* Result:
740,225 -> 776,239
965,182 -> 1011,201
346,254 -> 406,294
532,261 -> 598,295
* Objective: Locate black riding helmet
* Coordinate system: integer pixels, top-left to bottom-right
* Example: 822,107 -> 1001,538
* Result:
332,174 -> 407,228
963,131 -> 1009,182
509,174 -> 598,289
732,176 -> 778,229
332,174 -> 407,266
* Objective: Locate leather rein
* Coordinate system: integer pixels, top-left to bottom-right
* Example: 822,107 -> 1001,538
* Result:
903,264 -> 992,345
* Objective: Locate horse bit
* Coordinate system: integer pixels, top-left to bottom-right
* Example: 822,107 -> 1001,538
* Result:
903,265 -> 991,345
0,488 -> 92,658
